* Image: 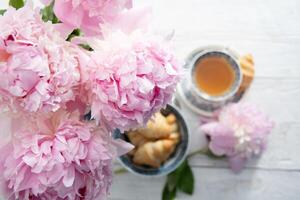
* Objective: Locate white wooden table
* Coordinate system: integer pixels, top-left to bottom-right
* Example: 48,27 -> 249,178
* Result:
1,0 -> 299,199
110,0 -> 300,199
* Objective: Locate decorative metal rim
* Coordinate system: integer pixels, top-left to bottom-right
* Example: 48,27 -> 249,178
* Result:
186,46 -> 242,102
177,45 -> 244,116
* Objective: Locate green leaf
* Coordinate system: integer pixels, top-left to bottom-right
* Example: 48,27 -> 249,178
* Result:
166,172 -> 178,191
41,2 -> 59,23
162,160 -> 196,199
166,160 -> 186,191
0,9 -> 6,15
67,29 -> 81,41
178,162 -> 194,195
9,0 -> 24,9
162,183 -> 176,200
79,44 -> 93,51
113,167 -> 128,175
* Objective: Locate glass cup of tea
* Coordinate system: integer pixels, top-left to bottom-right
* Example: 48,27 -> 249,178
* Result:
176,46 -> 242,116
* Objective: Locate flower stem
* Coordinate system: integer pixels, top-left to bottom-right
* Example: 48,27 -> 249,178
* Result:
114,167 -> 128,175
187,147 -> 209,159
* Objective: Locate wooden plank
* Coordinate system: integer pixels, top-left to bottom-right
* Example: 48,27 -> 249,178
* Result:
176,78 -> 300,170
109,167 -> 300,200
1,1 -> 300,200
172,38 -> 300,78
135,0 -> 300,78
246,78 -> 300,123
1,0 -> 300,78
188,122 -> 300,170
137,0 -> 300,37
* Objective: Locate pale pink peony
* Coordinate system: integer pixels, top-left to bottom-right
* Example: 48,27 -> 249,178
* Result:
45,0 -> 133,36
0,5 -> 87,113
83,31 -> 181,131
201,103 -> 274,172
0,110 -> 133,200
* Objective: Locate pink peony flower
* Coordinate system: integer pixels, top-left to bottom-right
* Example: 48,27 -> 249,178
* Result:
44,0 -> 133,36
201,103 -> 274,172
0,5 -> 87,113
0,110 -> 133,200
83,31 -> 181,131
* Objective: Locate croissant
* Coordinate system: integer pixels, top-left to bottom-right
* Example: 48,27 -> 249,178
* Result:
238,54 -> 255,93
133,134 -> 179,168
127,130 -> 148,147
126,130 -> 148,156
168,132 -> 181,144
127,148 -> 136,156
138,112 -> 178,139
166,114 -> 177,124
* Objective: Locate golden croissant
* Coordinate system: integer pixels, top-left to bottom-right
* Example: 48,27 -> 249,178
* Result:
138,112 -> 178,139
238,54 -> 255,93
168,132 -> 181,144
166,114 -> 177,124
133,133 -> 180,168
127,130 -> 148,147
126,130 -> 148,156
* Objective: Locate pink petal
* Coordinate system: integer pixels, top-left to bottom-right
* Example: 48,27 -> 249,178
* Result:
22,153 -> 37,167
110,7 -> 152,34
111,139 -> 134,156
54,0 -> 84,28
63,165 -> 75,187
228,155 -> 247,173
48,164 -> 64,184
53,23 -> 74,39
201,122 -> 236,156
0,49 -> 10,62
40,0 -> 52,5
40,141 -> 52,155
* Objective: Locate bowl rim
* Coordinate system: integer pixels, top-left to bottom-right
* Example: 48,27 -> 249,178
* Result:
114,104 -> 190,177
187,46 -> 242,102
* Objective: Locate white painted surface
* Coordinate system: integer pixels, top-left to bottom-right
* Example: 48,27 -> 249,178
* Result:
1,0 -> 299,199
111,167 -> 300,200
111,0 -> 300,199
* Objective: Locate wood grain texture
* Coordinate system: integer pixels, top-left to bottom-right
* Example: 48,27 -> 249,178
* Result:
110,168 -> 300,200
135,0 -> 300,78
1,0 -> 299,199
112,0 -> 300,199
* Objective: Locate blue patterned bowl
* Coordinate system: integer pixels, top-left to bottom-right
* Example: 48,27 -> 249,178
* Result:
113,104 -> 189,177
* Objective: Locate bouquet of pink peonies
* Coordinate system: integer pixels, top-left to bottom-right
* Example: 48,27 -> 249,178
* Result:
0,0 -> 181,199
